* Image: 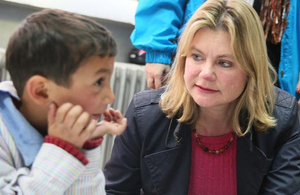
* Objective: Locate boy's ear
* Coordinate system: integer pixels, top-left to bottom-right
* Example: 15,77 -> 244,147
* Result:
25,75 -> 50,105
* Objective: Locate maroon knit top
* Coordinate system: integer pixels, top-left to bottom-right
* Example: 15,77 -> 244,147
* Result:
188,130 -> 237,195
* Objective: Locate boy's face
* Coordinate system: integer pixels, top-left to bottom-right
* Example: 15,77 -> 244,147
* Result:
49,55 -> 115,120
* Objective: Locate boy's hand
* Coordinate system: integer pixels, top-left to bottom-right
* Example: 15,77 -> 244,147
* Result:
92,108 -> 127,138
48,103 -> 101,149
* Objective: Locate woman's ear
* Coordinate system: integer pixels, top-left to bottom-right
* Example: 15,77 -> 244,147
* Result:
24,75 -> 50,106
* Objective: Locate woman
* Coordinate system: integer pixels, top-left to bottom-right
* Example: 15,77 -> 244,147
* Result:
132,0 -> 299,92
104,0 -> 300,194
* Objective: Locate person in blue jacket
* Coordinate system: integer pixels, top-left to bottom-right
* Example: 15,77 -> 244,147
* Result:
131,0 -> 300,101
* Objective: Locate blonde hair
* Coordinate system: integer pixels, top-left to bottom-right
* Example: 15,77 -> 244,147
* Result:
160,0 -> 277,136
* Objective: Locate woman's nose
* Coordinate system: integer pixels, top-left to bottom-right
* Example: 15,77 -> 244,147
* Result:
199,61 -> 216,81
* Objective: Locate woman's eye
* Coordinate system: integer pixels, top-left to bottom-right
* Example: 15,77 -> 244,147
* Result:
95,78 -> 105,86
192,54 -> 202,61
219,61 -> 232,67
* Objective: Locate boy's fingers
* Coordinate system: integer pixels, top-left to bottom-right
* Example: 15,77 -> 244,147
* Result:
108,108 -> 115,113
81,119 -> 97,140
55,103 -> 74,124
108,108 -> 116,115
113,110 -> 122,120
108,108 -> 123,122
93,116 -> 127,136
64,105 -> 84,129
101,109 -> 125,124
111,118 -> 127,135
47,103 -> 57,125
103,111 -> 112,122
87,120 -> 105,139
73,111 -> 91,135
120,118 -> 127,129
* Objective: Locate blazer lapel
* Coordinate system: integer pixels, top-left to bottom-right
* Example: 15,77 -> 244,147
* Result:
144,121 -> 192,195
237,135 -> 269,195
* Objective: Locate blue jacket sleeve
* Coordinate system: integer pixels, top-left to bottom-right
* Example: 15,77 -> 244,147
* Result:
278,0 -> 300,98
130,0 -> 191,65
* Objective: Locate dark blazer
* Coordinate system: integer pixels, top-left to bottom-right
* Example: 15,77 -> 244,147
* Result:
105,87 -> 300,195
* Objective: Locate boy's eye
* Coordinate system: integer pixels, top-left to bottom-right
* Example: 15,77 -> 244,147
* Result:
95,78 -> 105,86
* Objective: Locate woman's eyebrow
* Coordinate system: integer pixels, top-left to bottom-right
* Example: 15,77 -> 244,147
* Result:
191,47 -> 234,59
217,54 -> 234,59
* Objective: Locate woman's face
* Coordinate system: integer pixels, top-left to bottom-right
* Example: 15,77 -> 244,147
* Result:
184,28 -> 247,111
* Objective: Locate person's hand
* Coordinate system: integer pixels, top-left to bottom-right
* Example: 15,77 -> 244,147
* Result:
296,81 -> 300,95
95,108 -> 127,136
145,63 -> 170,89
48,103 -> 107,149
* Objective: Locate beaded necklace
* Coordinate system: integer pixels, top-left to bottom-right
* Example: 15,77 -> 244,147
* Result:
192,129 -> 235,154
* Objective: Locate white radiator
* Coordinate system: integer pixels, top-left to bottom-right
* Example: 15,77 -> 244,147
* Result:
0,48 -> 10,81
101,62 -> 147,169
0,48 -> 147,169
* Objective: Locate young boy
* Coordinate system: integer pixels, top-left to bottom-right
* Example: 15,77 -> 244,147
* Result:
0,9 -> 127,194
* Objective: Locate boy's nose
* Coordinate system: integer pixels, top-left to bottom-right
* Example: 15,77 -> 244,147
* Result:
105,87 -> 115,104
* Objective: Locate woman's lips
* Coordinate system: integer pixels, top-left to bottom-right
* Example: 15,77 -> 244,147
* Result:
195,84 -> 219,94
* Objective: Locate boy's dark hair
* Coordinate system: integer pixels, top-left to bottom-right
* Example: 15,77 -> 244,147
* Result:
5,9 -> 117,97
